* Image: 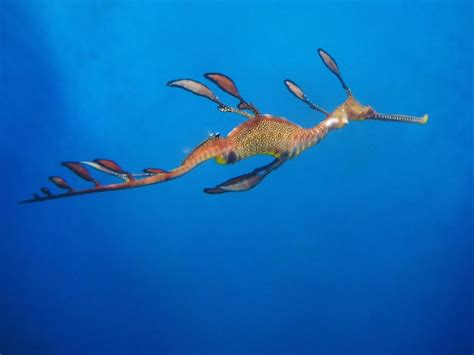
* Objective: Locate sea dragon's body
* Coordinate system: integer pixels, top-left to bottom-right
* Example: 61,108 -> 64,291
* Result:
21,48 -> 428,203
180,115 -> 325,169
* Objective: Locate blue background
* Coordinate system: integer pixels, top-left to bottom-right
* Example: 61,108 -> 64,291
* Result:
1,1 -> 472,354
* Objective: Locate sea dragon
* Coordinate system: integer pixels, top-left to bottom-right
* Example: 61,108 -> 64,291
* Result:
21,48 -> 428,203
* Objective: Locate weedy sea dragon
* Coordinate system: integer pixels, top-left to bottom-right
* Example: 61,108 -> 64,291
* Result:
21,48 -> 428,203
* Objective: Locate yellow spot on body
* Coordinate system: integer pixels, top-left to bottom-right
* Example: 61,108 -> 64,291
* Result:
263,151 -> 281,158
215,155 -> 226,164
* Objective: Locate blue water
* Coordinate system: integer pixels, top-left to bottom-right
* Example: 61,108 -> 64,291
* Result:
1,1 -> 473,354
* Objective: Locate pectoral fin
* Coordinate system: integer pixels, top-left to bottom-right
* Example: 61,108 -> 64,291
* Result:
204,153 -> 288,194
204,172 -> 265,194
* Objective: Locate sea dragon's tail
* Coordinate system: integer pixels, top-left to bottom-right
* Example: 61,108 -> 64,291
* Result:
20,135 -> 231,204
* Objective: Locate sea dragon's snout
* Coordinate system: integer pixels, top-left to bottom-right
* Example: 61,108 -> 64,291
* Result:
367,112 -> 429,124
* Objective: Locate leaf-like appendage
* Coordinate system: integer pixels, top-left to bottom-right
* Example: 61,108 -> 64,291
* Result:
167,79 -> 220,103
204,73 -> 242,100
48,176 -> 72,190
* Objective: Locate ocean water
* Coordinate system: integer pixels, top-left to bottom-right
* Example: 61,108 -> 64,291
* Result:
1,1 -> 473,354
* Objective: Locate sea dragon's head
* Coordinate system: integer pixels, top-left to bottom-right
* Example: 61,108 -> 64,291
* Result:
335,95 -> 429,125
284,48 -> 428,127
318,48 -> 429,126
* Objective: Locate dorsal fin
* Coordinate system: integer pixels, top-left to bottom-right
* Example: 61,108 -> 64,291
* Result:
143,168 -> 168,174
